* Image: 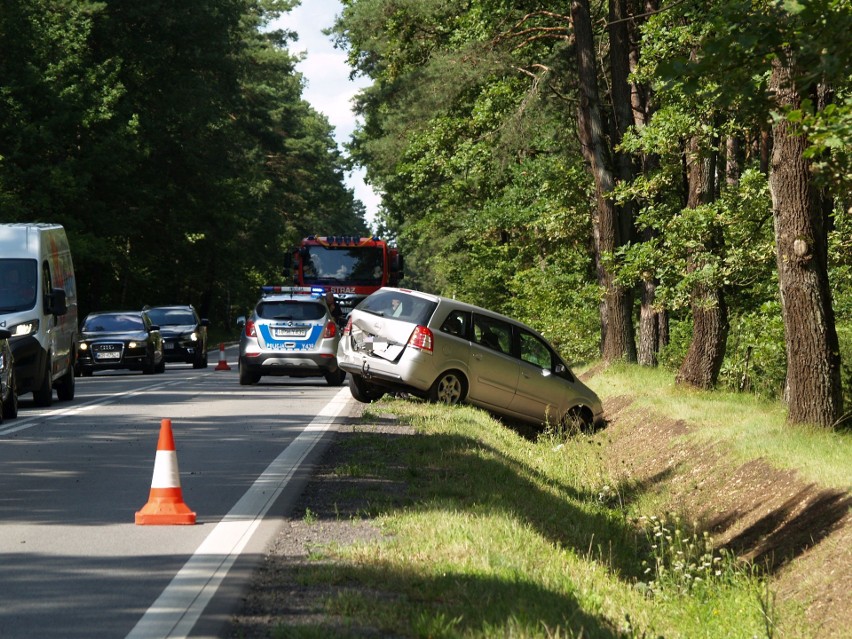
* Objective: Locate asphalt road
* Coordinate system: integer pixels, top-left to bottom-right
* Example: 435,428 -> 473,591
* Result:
0,348 -> 357,638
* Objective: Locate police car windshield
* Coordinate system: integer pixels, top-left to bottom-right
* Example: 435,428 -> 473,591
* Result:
257,300 -> 326,321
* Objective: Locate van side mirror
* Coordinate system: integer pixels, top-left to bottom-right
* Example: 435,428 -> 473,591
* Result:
48,288 -> 68,316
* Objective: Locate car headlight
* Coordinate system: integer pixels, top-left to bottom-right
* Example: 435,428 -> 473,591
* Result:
128,341 -> 140,349
9,319 -> 39,337
78,342 -> 89,351
189,331 -> 198,342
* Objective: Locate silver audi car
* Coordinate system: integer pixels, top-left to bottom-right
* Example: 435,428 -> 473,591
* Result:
337,288 -> 604,429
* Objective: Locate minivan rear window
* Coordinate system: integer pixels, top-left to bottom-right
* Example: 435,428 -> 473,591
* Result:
358,291 -> 437,326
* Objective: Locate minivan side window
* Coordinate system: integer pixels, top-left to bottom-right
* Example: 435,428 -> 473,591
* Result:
439,310 -> 470,339
472,314 -> 512,354
518,330 -> 554,370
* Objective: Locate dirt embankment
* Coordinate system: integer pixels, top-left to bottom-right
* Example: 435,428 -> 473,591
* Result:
603,395 -> 852,638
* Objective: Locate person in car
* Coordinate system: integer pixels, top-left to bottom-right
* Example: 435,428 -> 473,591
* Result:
325,291 -> 344,323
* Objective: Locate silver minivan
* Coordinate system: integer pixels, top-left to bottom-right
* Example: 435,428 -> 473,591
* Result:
338,288 -> 603,429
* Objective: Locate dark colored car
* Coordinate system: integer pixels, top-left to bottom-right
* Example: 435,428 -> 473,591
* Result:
0,329 -> 17,422
76,311 -> 165,376
143,305 -> 209,368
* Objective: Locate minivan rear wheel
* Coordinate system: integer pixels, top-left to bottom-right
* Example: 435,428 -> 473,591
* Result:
428,370 -> 466,405
348,374 -> 385,403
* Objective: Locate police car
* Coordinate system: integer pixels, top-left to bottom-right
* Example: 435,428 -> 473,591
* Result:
237,286 -> 345,386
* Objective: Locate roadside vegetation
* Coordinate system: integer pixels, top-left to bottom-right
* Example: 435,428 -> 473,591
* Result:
254,364 -> 849,638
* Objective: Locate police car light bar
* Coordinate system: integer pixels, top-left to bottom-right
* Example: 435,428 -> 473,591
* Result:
261,285 -> 325,297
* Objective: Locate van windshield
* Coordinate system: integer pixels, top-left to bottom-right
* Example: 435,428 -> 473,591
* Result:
0,259 -> 38,313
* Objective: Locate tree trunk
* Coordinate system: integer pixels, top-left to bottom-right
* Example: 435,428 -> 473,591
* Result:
768,55 -> 842,427
677,136 -> 728,389
571,0 -> 636,363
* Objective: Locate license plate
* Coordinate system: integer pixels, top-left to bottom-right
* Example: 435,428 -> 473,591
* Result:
164,342 -> 175,350
274,328 -> 306,338
96,351 -> 121,359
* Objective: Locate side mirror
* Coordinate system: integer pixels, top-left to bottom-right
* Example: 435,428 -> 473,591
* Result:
149,324 -> 161,332
48,288 -> 68,316
236,316 -> 246,328
201,318 -> 210,327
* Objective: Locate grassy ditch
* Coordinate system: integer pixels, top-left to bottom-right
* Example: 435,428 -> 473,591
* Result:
271,365 -> 850,638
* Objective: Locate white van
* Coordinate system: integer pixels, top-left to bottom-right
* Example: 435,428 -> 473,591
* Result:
0,224 -> 78,406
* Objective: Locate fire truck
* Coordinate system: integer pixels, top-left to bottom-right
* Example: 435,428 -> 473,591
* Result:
285,235 -> 403,317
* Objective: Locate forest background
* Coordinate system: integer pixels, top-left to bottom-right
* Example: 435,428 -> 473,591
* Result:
1,0 -> 850,428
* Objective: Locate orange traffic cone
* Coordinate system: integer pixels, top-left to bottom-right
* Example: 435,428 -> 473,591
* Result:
214,342 -> 231,371
135,419 -> 197,525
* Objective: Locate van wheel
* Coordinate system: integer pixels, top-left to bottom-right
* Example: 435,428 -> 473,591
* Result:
55,365 -> 75,401
2,369 -> 16,419
348,374 -> 385,403
427,371 -> 467,405
32,362 -> 53,407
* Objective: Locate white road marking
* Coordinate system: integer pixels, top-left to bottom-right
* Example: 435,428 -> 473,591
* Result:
125,385 -> 352,639
0,380 -> 179,436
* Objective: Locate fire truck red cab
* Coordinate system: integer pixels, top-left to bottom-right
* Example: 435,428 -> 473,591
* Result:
286,235 -> 403,318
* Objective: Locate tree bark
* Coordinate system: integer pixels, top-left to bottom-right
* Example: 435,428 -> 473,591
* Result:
677,136 -> 728,389
571,0 -> 636,363
768,54 -> 842,427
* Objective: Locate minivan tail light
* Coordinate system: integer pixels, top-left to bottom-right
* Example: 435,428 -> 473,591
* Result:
245,319 -> 256,338
322,320 -> 337,339
408,325 -> 433,353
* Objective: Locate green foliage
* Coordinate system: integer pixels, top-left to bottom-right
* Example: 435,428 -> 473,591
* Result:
0,0 -> 367,328
720,305 -> 788,398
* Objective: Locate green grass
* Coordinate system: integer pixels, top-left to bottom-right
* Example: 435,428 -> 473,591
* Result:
260,362 -> 852,638
593,363 -> 852,490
